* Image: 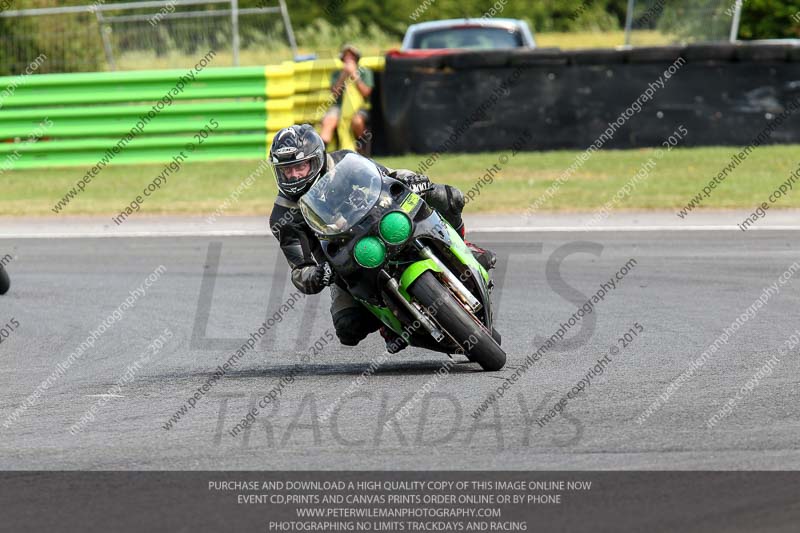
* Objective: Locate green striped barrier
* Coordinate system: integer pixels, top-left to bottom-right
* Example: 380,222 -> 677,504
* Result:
1,133 -> 269,169
0,65 -> 294,108
0,100 -> 293,138
0,57 -> 384,170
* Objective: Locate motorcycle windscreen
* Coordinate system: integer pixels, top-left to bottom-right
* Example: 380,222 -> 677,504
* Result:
299,153 -> 383,236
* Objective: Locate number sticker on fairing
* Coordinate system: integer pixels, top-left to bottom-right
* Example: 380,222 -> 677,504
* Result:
400,193 -> 421,213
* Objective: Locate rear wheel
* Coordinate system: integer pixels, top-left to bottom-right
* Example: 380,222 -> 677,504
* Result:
408,271 -> 506,371
0,265 -> 9,295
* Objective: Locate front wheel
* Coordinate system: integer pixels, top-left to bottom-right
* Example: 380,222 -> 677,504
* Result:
0,265 -> 8,295
408,271 -> 506,371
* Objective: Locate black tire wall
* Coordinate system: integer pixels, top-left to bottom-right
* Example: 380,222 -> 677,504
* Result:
381,43 -> 800,154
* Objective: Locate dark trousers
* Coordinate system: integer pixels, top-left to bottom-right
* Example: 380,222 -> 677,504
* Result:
330,284 -> 383,346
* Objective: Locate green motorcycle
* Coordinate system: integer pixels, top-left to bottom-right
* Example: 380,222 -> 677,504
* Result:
298,154 -> 506,371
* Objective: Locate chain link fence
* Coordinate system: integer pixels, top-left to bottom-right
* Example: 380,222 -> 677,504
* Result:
624,0 -> 741,46
2,0 -> 749,75
0,0 -> 298,73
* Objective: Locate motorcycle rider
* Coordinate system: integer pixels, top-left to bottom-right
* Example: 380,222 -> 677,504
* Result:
268,124 -> 495,352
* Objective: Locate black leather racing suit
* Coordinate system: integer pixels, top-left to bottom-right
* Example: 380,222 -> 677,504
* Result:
269,149 -> 465,346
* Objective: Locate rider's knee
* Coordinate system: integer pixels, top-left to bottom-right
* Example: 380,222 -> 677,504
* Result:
332,308 -> 373,346
321,112 -> 339,132
351,113 -> 365,130
446,184 -> 465,212
426,184 -> 464,229
427,184 -> 463,212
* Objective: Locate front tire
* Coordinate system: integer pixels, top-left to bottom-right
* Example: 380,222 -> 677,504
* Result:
0,265 -> 8,295
409,271 -> 506,371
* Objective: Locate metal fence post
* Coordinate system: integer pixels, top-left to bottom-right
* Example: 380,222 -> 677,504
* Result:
729,0 -> 743,43
95,10 -> 117,71
279,0 -> 299,60
624,0 -> 635,46
230,0 -> 240,66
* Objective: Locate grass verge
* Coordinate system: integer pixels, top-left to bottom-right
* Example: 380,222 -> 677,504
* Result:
2,145 -> 799,218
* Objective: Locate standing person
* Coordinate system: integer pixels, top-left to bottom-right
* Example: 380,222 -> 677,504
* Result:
320,44 -> 374,154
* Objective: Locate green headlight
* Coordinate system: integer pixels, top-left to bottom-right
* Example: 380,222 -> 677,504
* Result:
353,236 -> 386,268
379,212 -> 412,244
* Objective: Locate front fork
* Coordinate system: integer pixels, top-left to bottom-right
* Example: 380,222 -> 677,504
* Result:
413,240 -> 482,313
378,238 -> 490,341
377,269 -> 445,343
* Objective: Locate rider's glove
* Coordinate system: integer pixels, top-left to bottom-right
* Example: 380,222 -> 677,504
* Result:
403,174 -> 433,195
293,261 -> 335,294
311,261 -> 335,290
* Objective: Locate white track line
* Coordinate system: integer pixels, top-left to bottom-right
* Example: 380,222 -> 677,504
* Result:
1,226 -> 800,239
470,225 -> 800,232
0,230 -> 266,239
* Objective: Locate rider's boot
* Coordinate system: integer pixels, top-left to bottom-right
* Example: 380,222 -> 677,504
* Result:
456,223 -> 496,271
466,242 -> 497,271
380,326 -> 408,354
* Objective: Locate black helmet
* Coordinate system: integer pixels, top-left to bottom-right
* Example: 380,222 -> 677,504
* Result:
269,124 -> 327,199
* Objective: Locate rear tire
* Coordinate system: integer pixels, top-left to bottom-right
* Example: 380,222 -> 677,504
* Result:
0,265 -> 9,295
409,271 -> 506,371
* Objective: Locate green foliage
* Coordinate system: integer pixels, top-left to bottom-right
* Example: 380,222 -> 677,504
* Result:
737,0 -> 800,39
291,0 -> 628,34
653,0 -> 732,42
293,17 -> 400,58
640,0 -> 800,41
0,0 -> 104,76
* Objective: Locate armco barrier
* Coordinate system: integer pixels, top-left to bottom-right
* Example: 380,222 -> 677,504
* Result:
382,43 -> 800,154
0,57 -> 383,170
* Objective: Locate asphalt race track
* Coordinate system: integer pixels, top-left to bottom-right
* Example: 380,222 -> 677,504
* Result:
1,220 -> 799,470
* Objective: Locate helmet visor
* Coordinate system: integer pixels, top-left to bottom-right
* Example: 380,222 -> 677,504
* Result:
272,152 -> 324,195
